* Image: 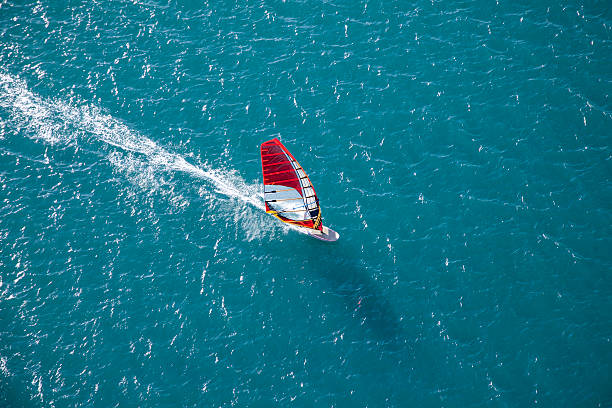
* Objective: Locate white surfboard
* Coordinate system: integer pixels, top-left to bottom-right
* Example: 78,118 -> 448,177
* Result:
304,225 -> 340,242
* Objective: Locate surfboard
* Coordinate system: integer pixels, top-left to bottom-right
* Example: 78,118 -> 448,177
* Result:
303,225 -> 340,242
260,138 -> 339,242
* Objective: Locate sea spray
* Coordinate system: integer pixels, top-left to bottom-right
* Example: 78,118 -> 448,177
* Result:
0,73 -> 274,240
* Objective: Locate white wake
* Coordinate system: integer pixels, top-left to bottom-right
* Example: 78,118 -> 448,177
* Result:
0,73 -> 276,238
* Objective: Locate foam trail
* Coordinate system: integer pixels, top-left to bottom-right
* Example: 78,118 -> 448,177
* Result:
0,72 -> 265,211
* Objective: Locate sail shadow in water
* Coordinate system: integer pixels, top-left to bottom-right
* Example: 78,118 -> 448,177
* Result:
308,247 -> 407,348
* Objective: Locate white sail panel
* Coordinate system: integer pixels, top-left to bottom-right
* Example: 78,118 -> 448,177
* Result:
263,184 -> 310,221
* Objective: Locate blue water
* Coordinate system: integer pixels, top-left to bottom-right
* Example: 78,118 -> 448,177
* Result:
1,0 -> 611,406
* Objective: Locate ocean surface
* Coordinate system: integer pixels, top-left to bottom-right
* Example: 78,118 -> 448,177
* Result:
1,0 -> 611,406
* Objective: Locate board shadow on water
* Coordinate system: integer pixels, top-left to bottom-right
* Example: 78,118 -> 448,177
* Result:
304,243 -> 408,350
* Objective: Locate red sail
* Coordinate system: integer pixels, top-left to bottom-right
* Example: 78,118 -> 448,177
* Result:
260,138 -> 322,231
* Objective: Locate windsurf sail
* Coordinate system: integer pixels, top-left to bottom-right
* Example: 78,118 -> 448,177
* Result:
260,138 -> 322,231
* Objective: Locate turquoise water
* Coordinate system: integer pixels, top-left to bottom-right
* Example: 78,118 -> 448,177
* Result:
1,0 -> 611,406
